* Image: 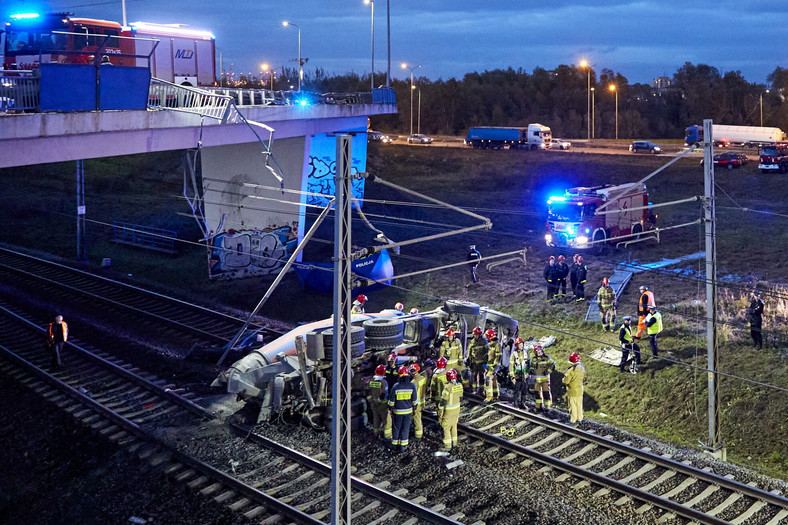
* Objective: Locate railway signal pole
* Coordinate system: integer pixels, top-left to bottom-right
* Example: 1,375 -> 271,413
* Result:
331,134 -> 353,524
703,119 -> 725,460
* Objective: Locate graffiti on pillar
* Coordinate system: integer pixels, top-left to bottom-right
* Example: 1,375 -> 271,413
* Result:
306,133 -> 367,207
208,224 -> 298,280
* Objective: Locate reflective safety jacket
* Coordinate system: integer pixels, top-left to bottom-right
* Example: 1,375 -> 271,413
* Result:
430,369 -> 447,402
562,363 -> 585,397
469,336 -> 489,365
411,372 -> 428,408
441,381 -> 464,412
48,321 -> 68,343
619,323 -> 634,344
645,311 -> 663,335
544,263 -> 560,283
638,290 -> 656,316
441,338 -> 463,369
509,350 -> 530,376
388,378 -> 417,415
529,353 -> 556,380
487,340 -> 502,369
597,286 -> 615,309
351,301 -> 365,314
385,364 -> 399,389
367,375 -> 388,404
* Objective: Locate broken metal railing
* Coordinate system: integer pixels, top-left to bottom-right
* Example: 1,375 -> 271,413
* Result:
0,71 -> 39,111
148,78 -> 235,123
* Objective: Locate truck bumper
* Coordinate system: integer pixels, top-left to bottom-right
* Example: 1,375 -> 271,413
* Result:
758,164 -> 778,170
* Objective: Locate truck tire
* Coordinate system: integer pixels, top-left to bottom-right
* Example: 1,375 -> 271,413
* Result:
323,326 -> 365,347
631,224 -> 643,240
365,332 -> 404,350
593,230 -> 607,255
443,300 -> 480,316
324,340 -> 366,360
362,318 -> 404,337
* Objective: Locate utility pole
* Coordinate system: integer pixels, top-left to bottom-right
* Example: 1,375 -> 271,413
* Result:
331,135 -> 353,524
76,160 -> 87,261
703,119 -> 725,460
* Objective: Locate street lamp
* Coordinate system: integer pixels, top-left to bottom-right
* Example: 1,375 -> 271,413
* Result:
260,63 -> 274,90
591,87 -> 595,139
760,89 -> 770,127
580,59 -> 591,141
609,84 -> 618,140
401,62 -> 421,136
282,21 -> 301,92
416,86 -> 421,134
364,0 -> 374,91
386,0 -> 390,87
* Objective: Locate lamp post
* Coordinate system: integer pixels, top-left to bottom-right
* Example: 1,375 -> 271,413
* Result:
580,60 -> 590,141
609,84 -> 618,140
417,86 -> 421,134
401,62 -> 421,136
591,87 -> 595,139
261,63 -> 275,90
364,0 -> 374,91
282,21 -> 301,92
386,0 -> 390,87
760,89 -> 770,127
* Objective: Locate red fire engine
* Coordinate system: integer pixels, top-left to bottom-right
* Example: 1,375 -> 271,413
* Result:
545,183 -> 656,249
758,143 -> 788,174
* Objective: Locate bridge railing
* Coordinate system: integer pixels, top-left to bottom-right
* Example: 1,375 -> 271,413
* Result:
0,71 -> 40,111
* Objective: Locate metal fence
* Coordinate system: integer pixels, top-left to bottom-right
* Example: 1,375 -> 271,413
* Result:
0,71 -> 40,111
111,221 -> 177,254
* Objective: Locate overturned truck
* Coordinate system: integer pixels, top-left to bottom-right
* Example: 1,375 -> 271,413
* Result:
212,300 -> 519,427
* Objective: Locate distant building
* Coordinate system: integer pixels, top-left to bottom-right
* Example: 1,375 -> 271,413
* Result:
651,76 -> 672,90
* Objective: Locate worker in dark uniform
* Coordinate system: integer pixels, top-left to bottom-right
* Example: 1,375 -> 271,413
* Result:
384,352 -> 399,389
747,291 -> 764,350
618,316 -> 641,372
467,244 -> 481,283
543,256 -> 559,302
509,338 -> 530,409
367,365 -> 389,435
388,365 -> 417,453
468,326 -> 488,394
569,254 -> 580,299
573,255 -> 588,301
47,314 -> 68,367
556,255 -> 570,301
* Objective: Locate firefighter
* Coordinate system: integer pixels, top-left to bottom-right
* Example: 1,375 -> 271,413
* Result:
636,285 -> 656,338
46,314 -> 68,368
409,307 -> 419,315
430,357 -> 448,420
394,302 -> 404,312
509,338 -> 530,409
484,328 -> 502,402
351,294 -> 368,314
570,254 -> 580,298
468,326 -> 488,394
556,255 -> 570,301
388,365 -> 417,453
562,352 -> 585,426
384,352 -> 399,389
529,344 -> 556,414
543,256 -> 560,302
367,364 -> 389,435
573,255 -> 588,301
644,305 -> 663,357
618,316 -> 641,372
408,363 -> 428,440
440,328 -> 467,386
747,291 -> 764,350
467,244 -> 481,283
439,368 -> 464,451
597,277 -> 617,331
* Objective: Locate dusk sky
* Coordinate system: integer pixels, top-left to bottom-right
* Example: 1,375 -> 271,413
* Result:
5,0 -> 788,86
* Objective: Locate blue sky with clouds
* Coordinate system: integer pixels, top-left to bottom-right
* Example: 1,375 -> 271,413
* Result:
5,0 -> 787,84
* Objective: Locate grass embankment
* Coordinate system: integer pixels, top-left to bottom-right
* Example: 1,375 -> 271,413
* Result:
1,142 -> 786,479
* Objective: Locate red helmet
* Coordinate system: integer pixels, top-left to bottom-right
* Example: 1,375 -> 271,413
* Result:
394,302 -> 404,311
409,307 -> 419,314
602,277 -> 610,286
375,364 -> 386,376
472,326 -> 483,335
387,352 -> 397,362
436,357 -> 447,369
568,352 -> 580,364
533,344 -> 544,354
446,328 -> 456,338
549,255 -> 555,261
408,363 -> 420,374
515,337 -> 524,346
357,294 -> 368,304
484,328 -> 496,340
397,365 -> 409,377
446,369 -> 458,381
557,255 -> 565,262
576,255 -> 583,263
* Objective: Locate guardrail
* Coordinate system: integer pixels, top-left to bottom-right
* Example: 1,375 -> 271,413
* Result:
0,71 -> 40,111
111,221 -> 177,254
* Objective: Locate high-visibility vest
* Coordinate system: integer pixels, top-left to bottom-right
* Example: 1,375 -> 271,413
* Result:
510,350 -> 529,376
646,312 -> 663,335
441,382 -> 463,411
619,324 -> 633,343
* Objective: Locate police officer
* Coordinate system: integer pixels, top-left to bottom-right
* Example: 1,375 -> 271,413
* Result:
644,305 -> 662,357
509,338 -> 530,409
468,326 -> 488,394
367,365 -> 389,435
556,255 -> 570,301
544,256 -> 560,302
618,316 -> 641,372
573,255 -> 588,301
408,363 -> 428,440
388,365 -> 417,453
747,291 -> 765,350
467,244 -> 481,283
484,328 -> 502,402
439,368 -> 464,451
529,344 -> 556,414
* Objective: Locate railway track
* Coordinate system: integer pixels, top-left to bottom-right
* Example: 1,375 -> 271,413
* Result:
0,302 -> 464,524
444,397 -> 788,525
0,245 -> 284,354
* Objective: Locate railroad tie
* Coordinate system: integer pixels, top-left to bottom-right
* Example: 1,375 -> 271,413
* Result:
478,415 -> 513,432
765,509 -> 788,525
295,491 -> 330,512
365,509 -> 399,525
242,505 -> 267,520
730,500 -> 768,525
510,425 -> 546,444
279,477 -> 328,503
350,500 -> 381,520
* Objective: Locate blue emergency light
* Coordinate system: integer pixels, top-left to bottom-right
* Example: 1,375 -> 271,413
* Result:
10,12 -> 40,20
547,195 -> 566,204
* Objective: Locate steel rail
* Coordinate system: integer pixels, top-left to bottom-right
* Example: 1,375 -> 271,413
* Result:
231,422 -> 464,525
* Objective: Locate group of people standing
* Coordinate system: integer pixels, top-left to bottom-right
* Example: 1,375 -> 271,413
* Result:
544,254 -> 588,302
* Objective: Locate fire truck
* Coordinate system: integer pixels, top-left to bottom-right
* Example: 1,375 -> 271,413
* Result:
758,143 -> 788,174
545,183 -> 656,249
3,12 -> 216,86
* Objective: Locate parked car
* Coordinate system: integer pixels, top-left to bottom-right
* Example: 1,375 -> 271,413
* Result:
713,152 -> 748,169
552,139 -> 572,150
629,141 -> 662,154
407,134 -> 433,144
368,131 -> 393,144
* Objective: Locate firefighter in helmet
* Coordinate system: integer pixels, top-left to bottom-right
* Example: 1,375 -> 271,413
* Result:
409,307 -> 419,315
430,357 -> 448,420
367,364 -> 389,435
529,344 -> 556,414
351,294 -> 368,314
562,352 -> 585,425
573,255 -> 588,301
384,352 -> 399,389
439,368 -> 464,451
468,326 -> 488,394
388,365 -> 417,453
544,256 -> 560,302
439,328 -> 467,386
556,255 -> 570,300
509,338 -> 530,409
408,363 -> 427,440
597,277 -> 617,331
394,302 -> 404,312
484,328 -> 502,402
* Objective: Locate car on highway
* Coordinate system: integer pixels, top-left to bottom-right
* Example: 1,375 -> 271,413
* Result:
552,139 -> 572,150
629,141 -> 662,154
713,152 -> 748,169
368,131 -> 393,144
407,134 -> 433,144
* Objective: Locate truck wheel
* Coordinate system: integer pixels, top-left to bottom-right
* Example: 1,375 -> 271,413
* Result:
323,340 -> 366,359
651,148 -> 657,154
593,230 -> 607,255
365,332 -> 404,350
362,318 -> 404,337
631,224 -> 643,240
322,325 -> 365,346
444,300 -> 480,315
